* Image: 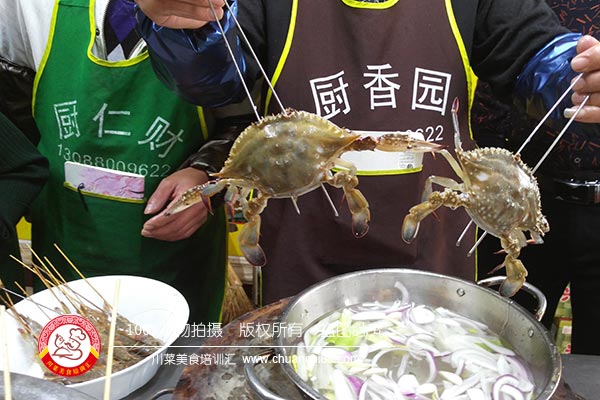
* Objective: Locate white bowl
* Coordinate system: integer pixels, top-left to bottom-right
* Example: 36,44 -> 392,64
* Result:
1,275 -> 189,399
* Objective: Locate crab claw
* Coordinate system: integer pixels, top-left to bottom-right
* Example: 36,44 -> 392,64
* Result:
351,208 -> 370,238
165,180 -> 229,217
376,133 -> 446,153
344,188 -> 370,238
401,195 -> 444,243
164,185 -> 205,216
498,255 -> 528,297
237,215 -> 267,267
401,214 -> 420,244
240,243 -> 266,267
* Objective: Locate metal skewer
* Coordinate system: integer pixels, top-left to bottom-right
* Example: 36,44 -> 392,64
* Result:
219,0 -> 286,114
208,1 -> 286,119
207,2 -> 260,121
516,73 -> 584,155
531,94 -> 590,172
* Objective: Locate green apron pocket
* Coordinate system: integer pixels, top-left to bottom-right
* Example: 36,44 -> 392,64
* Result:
60,182 -> 146,276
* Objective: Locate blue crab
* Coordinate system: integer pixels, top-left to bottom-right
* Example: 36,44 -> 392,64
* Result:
165,109 -> 441,266
401,98 -> 550,297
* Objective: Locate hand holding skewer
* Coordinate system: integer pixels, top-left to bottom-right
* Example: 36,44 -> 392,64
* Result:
568,35 -> 600,123
133,0 -> 225,29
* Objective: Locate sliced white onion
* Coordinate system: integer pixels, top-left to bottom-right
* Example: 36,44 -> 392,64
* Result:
492,374 -> 526,400
362,367 -> 388,376
358,381 -> 369,400
440,375 -> 481,399
466,387 -> 486,400
479,337 -> 516,356
410,305 -> 436,324
394,281 -> 410,303
295,345 -> 308,381
438,370 -> 463,386
406,333 -> 440,355
346,374 -> 364,396
371,347 -> 408,367
332,369 -> 358,400
352,311 -> 388,321
320,346 -> 354,362
417,382 -> 438,395
293,297 -> 536,400
397,373 -> 419,395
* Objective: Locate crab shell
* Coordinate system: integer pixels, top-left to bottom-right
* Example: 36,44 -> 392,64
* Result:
456,146 -> 548,239
213,109 -> 361,198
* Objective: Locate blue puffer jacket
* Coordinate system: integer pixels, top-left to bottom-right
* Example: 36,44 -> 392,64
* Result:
136,1 -> 247,107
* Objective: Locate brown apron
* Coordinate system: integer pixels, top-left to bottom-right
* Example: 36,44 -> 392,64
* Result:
259,0 -> 478,304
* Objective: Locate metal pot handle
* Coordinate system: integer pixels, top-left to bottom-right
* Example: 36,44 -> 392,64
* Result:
148,388 -> 174,400
477,276 -> 547,321
244,348 -> 288,400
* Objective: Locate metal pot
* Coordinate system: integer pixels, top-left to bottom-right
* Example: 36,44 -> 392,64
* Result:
245,268 -> 561,399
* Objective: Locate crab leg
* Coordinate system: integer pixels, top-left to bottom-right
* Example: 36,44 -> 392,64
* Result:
402,189 -> 465,243
486,232 -> 530,297
329,159 -> 370,237
320,184 -> 340,217
420,176 -> 462,202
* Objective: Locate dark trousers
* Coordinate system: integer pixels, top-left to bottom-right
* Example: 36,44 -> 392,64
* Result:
477,190 -> 600,355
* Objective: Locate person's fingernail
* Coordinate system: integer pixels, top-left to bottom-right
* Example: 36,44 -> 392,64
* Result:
564,108 -> 574,118
144,202 -> 154,214
572,56 -> 589,71
563,107 -> 585,119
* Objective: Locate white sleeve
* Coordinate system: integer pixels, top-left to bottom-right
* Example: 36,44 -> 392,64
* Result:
0,0 -> 54,70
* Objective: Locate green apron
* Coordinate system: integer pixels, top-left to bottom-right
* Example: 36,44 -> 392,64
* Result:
31,0 -> 227,323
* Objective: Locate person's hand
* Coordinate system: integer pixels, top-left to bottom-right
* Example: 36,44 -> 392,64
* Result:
568,35 -> 600,123
134,0 -> 226,29
142,167 -> 210,241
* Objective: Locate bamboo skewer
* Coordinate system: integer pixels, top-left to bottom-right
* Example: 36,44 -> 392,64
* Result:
53,244 -> 112,308
1,305 -> 11,400
3,247 -> 165,395
103,279 -> 121,400
9,254 -> 71,314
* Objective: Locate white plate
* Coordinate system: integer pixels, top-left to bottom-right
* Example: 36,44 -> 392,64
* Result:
0,275 -> 189,399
